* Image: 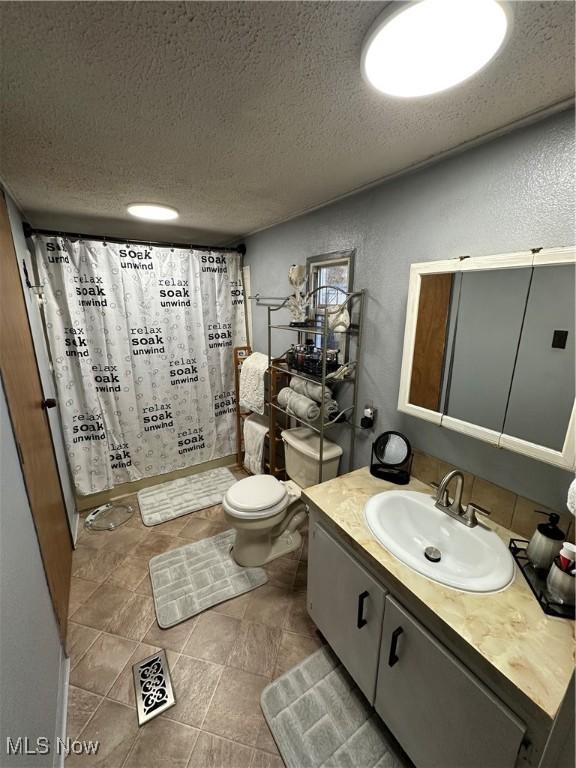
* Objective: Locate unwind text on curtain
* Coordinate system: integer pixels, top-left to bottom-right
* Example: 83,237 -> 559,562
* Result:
34,236 -> 247,495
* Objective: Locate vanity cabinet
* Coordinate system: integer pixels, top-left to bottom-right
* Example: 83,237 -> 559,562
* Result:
376,596 -> 525,768
307,522 -> 386,703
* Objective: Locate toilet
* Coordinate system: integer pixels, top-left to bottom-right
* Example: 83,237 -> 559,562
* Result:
223,427 -> 343,566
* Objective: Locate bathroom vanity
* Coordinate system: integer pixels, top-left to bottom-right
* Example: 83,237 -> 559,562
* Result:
303,468 -> 575,768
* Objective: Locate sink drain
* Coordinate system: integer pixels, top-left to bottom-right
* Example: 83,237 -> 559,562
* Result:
424,546 -> 441,563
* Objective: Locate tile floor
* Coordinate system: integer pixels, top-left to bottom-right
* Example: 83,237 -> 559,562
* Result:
66,477 -> 323,767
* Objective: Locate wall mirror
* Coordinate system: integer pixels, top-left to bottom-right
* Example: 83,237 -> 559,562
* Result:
398,247 -> 576,470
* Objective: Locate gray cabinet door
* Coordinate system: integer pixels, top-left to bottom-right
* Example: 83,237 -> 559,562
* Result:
376,596 -> 525,768
307,522 -> 386,703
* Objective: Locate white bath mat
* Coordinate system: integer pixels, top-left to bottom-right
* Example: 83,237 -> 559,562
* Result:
149,529 -> 268,628
137,467 -> 237,526
261,646 -> 409,768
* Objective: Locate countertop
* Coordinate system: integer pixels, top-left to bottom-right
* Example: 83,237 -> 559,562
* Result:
303,467 -> 575,720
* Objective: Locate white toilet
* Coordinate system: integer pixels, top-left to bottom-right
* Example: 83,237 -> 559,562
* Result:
223,427 -> 343,566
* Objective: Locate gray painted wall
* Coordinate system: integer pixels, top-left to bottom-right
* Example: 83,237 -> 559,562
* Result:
5,192 -> 78,540
0,381 -> 67,767
245,110 -> 575,511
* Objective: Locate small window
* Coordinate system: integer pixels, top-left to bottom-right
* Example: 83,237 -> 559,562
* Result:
307,250 -> 355,352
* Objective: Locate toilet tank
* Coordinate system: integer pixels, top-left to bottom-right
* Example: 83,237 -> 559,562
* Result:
281,427 -> 343,488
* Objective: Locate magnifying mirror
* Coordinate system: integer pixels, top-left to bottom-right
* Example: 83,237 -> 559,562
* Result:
370,430 -> 412,484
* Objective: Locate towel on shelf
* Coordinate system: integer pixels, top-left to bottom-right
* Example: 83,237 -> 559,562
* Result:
239,352 -> 269,415
277,387 -> 320,422
568,478 -> 576,516
289,376 -> 333,404
243,414 -> 268,475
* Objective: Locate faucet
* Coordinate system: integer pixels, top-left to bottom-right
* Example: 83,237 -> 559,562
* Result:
434,469 -> 490,528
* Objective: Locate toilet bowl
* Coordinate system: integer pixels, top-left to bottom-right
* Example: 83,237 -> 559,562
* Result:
223,428 -> 342,566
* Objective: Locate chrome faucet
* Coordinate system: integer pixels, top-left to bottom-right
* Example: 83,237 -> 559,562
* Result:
434,469 -> 490,528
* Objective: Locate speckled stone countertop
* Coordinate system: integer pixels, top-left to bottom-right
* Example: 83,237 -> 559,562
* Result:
303,467 -> 575,720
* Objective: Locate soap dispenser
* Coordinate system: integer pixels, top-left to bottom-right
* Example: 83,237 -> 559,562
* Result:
526,512 -> 565,571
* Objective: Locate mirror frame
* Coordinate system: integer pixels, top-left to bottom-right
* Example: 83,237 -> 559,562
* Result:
398,246 -> 576,470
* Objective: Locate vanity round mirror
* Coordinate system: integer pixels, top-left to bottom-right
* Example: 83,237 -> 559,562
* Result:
370,431 -> 412,484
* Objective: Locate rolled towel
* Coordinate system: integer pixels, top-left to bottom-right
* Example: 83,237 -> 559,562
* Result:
277,387 -> 320,422
239,352 -> 268,415
568,478 -> 576,516
289,376 -> 332,404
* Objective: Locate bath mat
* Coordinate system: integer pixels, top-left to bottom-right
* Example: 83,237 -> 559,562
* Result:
133,649 -> 175,725
137,466 -> 236,526
261,646 -> 409,768
149,529 -> 268,628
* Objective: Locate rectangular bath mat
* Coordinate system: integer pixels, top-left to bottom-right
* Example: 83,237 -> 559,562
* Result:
138,466 -> 236,526
261,646 -> 409,768
149,529 -> 268,628
133,648 -> 175,725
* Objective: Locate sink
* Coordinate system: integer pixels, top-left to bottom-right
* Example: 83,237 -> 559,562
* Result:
364,491 -> 515,593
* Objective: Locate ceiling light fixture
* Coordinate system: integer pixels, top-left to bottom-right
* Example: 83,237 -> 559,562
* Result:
127,203 -> 179,221
361,0 -> 511,98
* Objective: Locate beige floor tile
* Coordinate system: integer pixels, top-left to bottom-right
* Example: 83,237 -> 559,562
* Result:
264,556 -> 298,589
70,582 -> 133,631
143,616 -> 197,652
228,621 -> 282,678
133,532 -> 184,559
255,722 -> 280,757
202,667 -> 268,747
106,593 -> 157,641
69,577 -> 101,614
67,622 -> 101,668
106,556 -> 150,591
149,515 -> 194,536
162,655 -> 223,728
188,731 -> 253,768
244,585 -> 292,629
182,613 -> 241,664
98,525 -> 147,553
194,504 -> 228,523
66,686 -> 102,739
72,545 -> 128,583
135,571 -> 153,596
177,516 -> 223,542
76,526 -> 111,550
70,632 -> 138,695
283,590 -> 317,637
107,642 -> 163,707
67,699 -> 139,767
211,592 -> 251,620
470,477 -> 516,528
251,749 -> 285,768
274,631 -> 324,677
124,717 -> 199,768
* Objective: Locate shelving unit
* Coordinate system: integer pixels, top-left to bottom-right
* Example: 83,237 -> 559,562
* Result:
266,287 -> 365,483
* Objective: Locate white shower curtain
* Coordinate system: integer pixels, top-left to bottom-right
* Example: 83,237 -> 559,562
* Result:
34,236 -> 247,495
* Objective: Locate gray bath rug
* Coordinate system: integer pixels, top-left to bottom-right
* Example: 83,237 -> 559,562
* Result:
137,466 -> 236,526
149,529 -> 268,628
261,646 -> 409,768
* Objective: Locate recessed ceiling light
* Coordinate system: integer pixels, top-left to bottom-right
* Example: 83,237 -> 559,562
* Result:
127,203 -> 179,221
361,0 -> 510,98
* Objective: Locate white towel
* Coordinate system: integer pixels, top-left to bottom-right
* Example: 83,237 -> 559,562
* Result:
289,376 -> 333,403
567,478 -> 576,516
239,352 -> 268,415
277,387 -> 320,422
243,414 -> 268,475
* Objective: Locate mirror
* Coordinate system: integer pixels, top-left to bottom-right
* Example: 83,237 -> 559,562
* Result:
399,249 -> 576,470
370,431 -> 412,484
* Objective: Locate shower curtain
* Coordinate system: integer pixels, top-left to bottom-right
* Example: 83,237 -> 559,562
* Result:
34,235 -> 247,495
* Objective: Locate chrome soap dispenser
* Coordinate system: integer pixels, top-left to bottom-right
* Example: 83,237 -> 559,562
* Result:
526,511 -> 565,571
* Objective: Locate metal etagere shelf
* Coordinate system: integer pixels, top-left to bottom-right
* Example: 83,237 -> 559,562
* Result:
264,287 -> 365,484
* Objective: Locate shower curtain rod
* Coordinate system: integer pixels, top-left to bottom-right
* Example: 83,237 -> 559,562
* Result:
22,222 -> 246,255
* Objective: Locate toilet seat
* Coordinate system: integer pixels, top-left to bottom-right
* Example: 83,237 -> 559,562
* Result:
223,475 -> 289,520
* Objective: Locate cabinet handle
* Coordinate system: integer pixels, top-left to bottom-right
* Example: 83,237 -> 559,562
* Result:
388,626 -> 403,666
357,590 -> 369,628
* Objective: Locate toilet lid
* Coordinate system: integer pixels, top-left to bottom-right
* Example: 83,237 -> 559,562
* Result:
224,475 -> 287,513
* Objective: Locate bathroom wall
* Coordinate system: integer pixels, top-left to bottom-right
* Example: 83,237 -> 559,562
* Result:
0,381 -> 67,767
245,109 -> 575,511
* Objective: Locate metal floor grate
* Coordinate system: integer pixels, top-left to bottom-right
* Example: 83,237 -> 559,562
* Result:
132,649 -> 175,725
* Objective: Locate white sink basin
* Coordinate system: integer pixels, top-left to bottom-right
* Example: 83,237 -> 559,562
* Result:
364,491 -> 514,593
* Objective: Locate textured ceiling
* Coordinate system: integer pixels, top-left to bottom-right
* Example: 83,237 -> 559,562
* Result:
0,1 -> 574,244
